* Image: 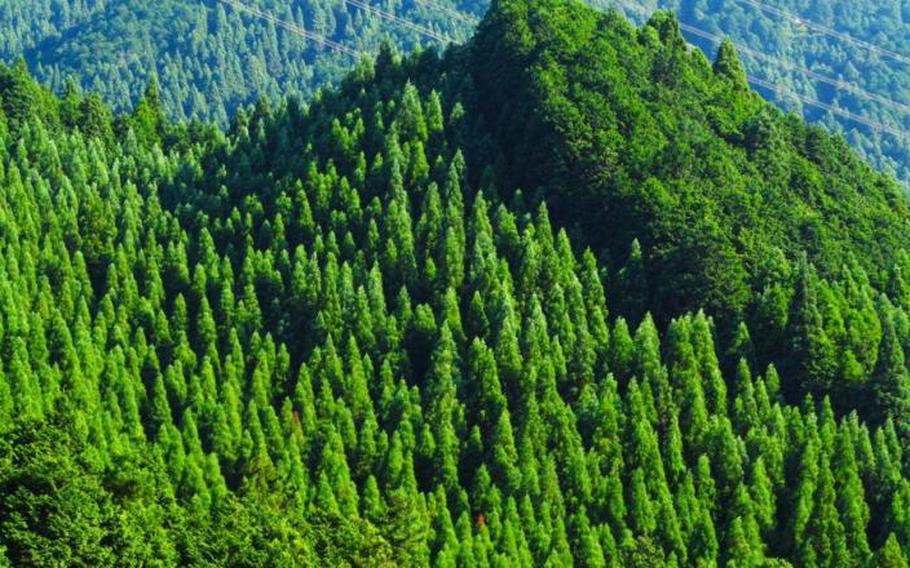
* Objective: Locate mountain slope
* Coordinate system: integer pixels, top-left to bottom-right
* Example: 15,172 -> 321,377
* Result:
1,0 -> 910,565
473,0 -> 908,316
633,0 -> 910,184
4,0 -> 910,187
0,0 -> 476,124
466,0 -> 910,416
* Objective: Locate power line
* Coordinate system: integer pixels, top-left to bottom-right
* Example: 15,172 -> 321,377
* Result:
217,0 -> 362,58
618,0 -> 910,116
346,0 -> 910,141
415,0 -> 478,25
732,0 -> 910,67
746,74 -> 908,140
343,0 -> 453,44
221,0 -> 907,141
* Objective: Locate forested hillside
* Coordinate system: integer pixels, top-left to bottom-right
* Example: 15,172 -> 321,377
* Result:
3,0 -> 910,185
2,0 -> 910,566
0,0 -> 478,124
632,0 -> 910,184
472,0 -> 910,421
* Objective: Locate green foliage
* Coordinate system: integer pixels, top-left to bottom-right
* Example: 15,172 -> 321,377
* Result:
0,0 -> 479,125
624,0 -> 910,184
471,0 -> 910,421
4,0 -> 907,192
0,1 -> 908,565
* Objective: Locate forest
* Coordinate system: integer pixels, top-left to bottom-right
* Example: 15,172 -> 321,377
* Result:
3,0 -> 910,185
599,0 -> 910,185
2,0 -> 910,565
0,0 -> 478,124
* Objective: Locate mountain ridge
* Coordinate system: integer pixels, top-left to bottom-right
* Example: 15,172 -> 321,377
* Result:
465,1 -> 910,417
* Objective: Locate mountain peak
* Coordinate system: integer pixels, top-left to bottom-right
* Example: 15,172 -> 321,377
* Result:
470,0 -> 908,327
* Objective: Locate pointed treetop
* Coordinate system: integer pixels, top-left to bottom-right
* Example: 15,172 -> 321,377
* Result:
646,11 -> 687,50
714,38 -> 748,89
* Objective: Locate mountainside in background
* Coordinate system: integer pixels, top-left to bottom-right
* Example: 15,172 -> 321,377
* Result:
0,0 -> 481,124
2,0 -> 910,565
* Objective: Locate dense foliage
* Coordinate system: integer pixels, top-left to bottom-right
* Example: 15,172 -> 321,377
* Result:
471,0 -> 910,420
634,0 -> 910,184
2,0 -> 910,565
0,0 -> 477,124
3,0 -> 909,186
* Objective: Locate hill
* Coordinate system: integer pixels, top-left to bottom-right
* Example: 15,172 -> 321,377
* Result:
470,0 -> 910,417
4,0 -> 910,187
1,0 -> 910,565
0,0 -> 479,124
629,0 -> 910,185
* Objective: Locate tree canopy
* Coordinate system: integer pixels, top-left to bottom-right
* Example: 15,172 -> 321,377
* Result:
1,0 -> 910,565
